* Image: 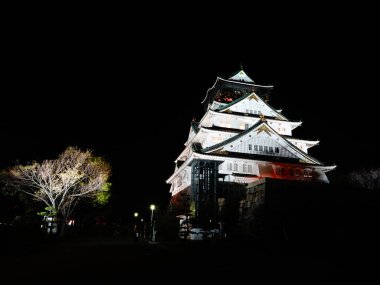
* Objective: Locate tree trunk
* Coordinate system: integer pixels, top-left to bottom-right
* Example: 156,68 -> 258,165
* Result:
59,219 -> 66,238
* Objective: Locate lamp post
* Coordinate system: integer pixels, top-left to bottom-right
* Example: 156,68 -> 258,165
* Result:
133,212 -> 139,240
140,218 -> 144,239
134,212 -> 139,227
150,204 -> 156,241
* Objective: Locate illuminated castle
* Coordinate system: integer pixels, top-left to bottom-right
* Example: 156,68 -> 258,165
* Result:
166,69 -> 336,229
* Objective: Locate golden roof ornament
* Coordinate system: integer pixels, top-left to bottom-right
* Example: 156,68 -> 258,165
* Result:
248,93 -> 259,101
255,124 -> 272,136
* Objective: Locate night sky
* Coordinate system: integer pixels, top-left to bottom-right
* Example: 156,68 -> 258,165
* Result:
1,14 -> 379,218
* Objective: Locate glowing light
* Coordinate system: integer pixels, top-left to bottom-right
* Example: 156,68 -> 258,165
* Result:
134,212 -> 138,218
150,204 -> 156,241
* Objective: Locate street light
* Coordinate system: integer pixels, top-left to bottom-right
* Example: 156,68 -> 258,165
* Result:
133,212 -> 139,226
133,212 -> 139,240
150,204 -> 155,221
150,204 -> 156,241
140,218 -> 144,239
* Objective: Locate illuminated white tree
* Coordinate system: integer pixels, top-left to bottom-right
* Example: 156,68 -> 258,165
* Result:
9,146 -> 111,235
350,167 -> 380,190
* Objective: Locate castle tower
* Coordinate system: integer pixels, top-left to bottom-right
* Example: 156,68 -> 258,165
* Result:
166,68 -> 336,230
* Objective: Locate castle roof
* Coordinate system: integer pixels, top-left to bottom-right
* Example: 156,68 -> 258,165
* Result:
228,69 -> 255,83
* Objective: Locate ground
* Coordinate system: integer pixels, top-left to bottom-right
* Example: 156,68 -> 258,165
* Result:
0,234 -> 377,283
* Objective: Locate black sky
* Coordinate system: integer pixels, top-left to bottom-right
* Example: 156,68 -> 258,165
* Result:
1,10 -> 379,217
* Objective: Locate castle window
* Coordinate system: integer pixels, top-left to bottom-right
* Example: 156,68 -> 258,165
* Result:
254,145 -> 258,151
248,165 -> 253,173
275,147 -> 280,153
259,145 -> 263,151
269,146 -> 274,153
249,144 -> 252,151
245,123 -> 249,129
227,163 -> 232,171
243,164 -> 248,172
264,146 -> 268,152
234,163 -> 238,171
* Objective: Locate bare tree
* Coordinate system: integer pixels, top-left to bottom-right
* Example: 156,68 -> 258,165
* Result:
8,146 -> 111,235
349,167 -> 380,190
